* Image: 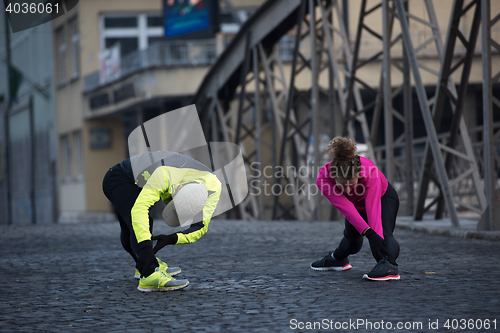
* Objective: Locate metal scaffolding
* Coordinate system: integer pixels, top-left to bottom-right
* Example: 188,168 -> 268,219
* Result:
404,0 -> 486,226
194,0 -> 500,229
480,0 -> 500,230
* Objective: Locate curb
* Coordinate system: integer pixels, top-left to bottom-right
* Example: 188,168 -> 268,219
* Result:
397,221 -> 500,241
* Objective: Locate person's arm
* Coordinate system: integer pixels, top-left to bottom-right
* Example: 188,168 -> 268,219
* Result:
175,173 -> 222,245
363,168 -> 385,239
316,166 -> 369,235
131,166 -> 169,243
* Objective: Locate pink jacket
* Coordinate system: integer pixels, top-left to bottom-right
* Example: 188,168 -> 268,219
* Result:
316,156 -> 388,238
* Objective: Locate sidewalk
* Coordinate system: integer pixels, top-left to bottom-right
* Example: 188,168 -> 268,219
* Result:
1,219 -> 499,332
396,215 -> 500,241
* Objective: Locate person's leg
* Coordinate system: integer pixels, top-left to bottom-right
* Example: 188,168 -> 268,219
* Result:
362,182 -> 401,281
117,211 -> 137,262
311,217 -> 362,271
333,218 -> 364,261
103,166 -> 158,272
380,182 -> 400,260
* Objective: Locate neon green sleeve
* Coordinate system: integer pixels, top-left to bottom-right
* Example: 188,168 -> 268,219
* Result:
131,167 -> 168,243
175,174 -> 222,245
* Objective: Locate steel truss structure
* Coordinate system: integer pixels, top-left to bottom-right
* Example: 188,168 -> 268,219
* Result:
480,0 -> 500,230
194,0 -> 500,229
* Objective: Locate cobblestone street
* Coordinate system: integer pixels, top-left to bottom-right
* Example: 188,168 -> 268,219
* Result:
0,219 -> 499,332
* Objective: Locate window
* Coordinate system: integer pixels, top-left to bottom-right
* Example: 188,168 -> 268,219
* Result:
101,13 -> 164,57
69,18 -> 80,78
61,135 -> 71,182
147,15 -> 163,28
56,26 -> 66,83
73,131 -> 84,181
220,12 -> 235,24
104,16 -> 138,28
105,37 -> 139,57
220,8 -> 257,35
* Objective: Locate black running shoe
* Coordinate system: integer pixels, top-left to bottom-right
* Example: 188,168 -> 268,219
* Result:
310,252 -> 352,271
363,257 -> 400,281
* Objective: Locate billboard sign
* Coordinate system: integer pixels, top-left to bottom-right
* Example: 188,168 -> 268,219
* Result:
164,0 -> 219,39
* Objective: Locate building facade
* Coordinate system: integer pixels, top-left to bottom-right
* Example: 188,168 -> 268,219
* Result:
49,0 -> 499,222
0,11 -> 57,225
52,0 -> 262,222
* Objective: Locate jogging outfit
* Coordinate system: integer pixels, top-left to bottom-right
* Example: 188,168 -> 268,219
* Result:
314,156 -> 400,280
102,151 -> 222,277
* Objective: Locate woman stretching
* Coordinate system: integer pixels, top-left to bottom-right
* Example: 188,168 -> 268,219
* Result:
311,137 -> 400,281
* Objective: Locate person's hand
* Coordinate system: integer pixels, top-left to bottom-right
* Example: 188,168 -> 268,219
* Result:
364,228 -> 396,264
136,240 -> 158,277
151,234 -> 178,254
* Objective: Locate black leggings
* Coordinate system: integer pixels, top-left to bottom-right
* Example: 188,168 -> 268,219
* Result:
102,164 -> 157,270
333,182 -> 400,262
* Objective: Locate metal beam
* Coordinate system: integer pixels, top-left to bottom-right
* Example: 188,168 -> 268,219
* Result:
194,0 -> 497,222
414,0 -> 486,222
434,0 -> 482,219
310,0 -> 320,220
273,0 -> 308,220
382,0 -> 394,183
395,0 -> 460,226
480,0 -> 500,230
402,1 -> 414,216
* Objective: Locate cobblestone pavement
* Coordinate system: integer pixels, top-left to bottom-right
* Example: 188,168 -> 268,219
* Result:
1,219 -> 499,333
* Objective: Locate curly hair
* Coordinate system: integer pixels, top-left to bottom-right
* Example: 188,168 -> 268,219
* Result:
326,137 -> 361,179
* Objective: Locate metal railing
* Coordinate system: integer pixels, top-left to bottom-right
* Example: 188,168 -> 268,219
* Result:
84,37 -> 297,92
83,27 -> 497,93
84,39 -> 219,92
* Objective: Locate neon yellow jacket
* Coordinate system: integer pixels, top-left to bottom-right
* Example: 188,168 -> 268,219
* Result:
131,164 -> 222,245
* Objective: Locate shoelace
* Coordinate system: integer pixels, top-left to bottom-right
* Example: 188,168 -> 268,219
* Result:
158,269 -> 173,281
324,252 -> 334,263
152,270 -> 169,288
372,258 -> 388,271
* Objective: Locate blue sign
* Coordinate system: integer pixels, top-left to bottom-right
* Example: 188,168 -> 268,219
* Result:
164,0 -> 213,39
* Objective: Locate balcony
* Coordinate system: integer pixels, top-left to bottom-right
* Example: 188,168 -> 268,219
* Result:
84,37 -> 296,93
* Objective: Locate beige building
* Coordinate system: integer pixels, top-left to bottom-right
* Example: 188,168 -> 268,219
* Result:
52,0 -> 264,221
52,0 -> 498,221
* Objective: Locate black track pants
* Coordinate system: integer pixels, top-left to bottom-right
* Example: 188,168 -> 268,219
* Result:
333,182 -> 400,262
102,164 -> 158,272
